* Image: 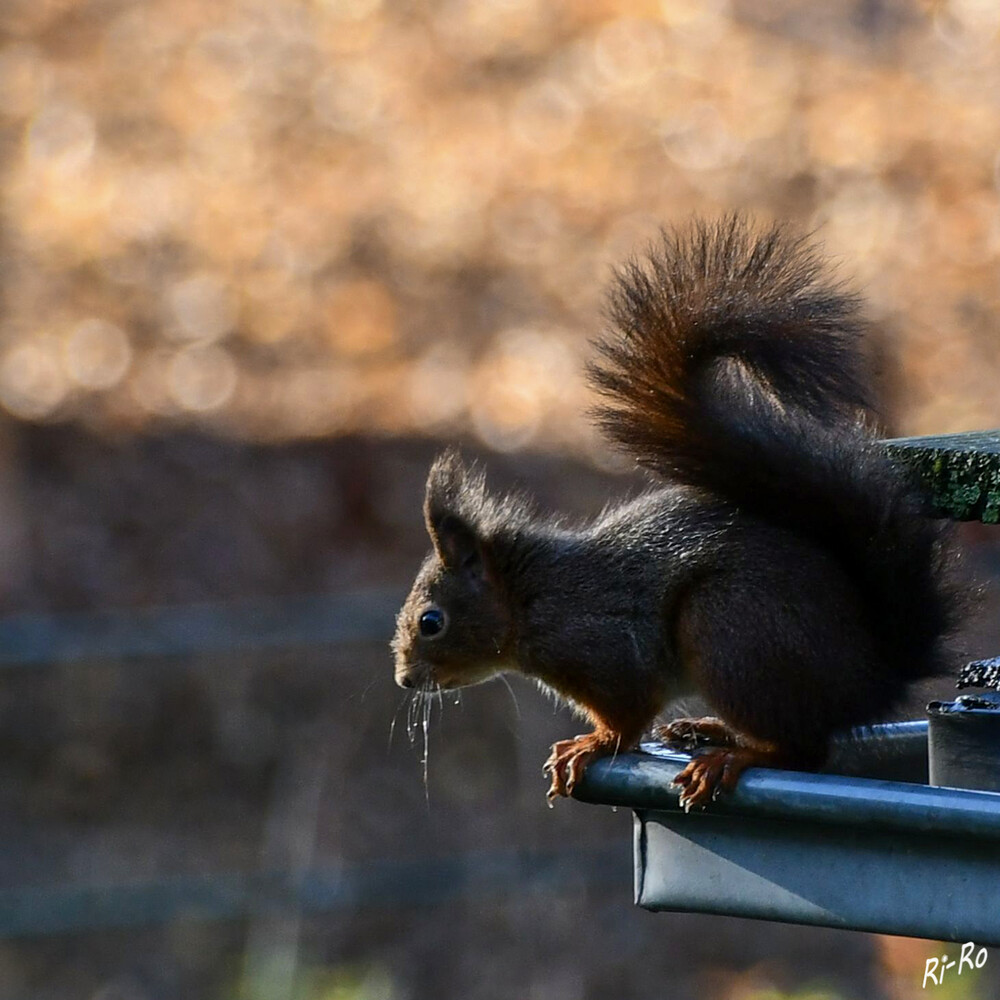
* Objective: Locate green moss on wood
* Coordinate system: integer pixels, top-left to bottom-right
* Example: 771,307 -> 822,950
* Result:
884,431 -> 1000,523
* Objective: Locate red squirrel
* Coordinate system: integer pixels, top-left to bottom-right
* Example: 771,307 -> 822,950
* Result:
391,216 -> 959,810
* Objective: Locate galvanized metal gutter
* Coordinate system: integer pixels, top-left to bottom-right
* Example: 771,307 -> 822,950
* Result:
572,726 -> 1000,944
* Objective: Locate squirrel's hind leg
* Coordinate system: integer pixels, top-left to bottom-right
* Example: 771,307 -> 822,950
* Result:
672,741 -> 808,811
654,719 -> 797,810
653,716 -> 739,750
668,549 -> 858,809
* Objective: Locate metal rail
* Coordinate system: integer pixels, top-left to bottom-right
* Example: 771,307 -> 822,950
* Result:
574,738 -> 1000,841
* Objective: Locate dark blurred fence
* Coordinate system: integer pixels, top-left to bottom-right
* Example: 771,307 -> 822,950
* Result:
0,590 -> 400,667
0,590 -> 627,941
0,844 -> 624,940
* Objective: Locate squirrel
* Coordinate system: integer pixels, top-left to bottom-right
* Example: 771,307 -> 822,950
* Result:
391,216 -> 960,810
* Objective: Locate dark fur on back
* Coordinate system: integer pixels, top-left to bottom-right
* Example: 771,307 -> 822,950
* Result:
589,216 -> 959,685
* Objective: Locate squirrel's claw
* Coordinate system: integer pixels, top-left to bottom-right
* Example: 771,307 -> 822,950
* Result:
673,750 -> 728,810
543,732 -> 618,803
672,746 -> 767,810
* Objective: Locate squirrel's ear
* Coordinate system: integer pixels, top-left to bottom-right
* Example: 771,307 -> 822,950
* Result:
428,511 -> 484,574
423,451 -> 490,575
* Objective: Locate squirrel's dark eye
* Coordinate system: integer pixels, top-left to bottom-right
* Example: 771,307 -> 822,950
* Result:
419,607 -> 447,638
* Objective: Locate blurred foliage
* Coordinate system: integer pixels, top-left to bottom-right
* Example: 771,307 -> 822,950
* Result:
1,0 -> 999,461
740,989 -> 846,1000
233,958 -> 397,1000
877,935 -> 987,1000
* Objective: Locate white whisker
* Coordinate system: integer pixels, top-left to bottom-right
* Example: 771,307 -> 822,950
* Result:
498,673 -> 522,721
387,689 -> 410,753
420,681 -> 435,802
357,676 -> 380,703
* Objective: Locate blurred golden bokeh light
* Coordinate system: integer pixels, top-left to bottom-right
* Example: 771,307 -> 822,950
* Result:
1,0 -> 999,447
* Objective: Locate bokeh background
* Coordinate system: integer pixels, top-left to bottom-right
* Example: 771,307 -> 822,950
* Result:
0,0 -> 999,997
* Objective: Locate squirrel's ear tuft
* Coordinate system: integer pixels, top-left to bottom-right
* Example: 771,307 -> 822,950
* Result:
424,450 -> 489,574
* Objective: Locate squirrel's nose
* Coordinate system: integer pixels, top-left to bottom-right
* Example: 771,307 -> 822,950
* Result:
396,673 -> 415,689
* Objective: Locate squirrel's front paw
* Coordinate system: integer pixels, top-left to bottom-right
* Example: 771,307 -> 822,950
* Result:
543,733 -> 614,803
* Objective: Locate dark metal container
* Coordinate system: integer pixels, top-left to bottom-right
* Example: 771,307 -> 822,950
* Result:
928,691 -> 1000,792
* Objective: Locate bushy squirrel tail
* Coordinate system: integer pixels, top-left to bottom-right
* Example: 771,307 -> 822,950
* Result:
589,215 -> 958,684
